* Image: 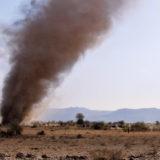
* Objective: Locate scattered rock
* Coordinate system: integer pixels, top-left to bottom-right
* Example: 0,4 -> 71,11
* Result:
128,152 -> 160,160
128,155 -> 135,160
76,134 -> 83,139
30,147 -> 39,150
26,154 -> 36,159
93,158 -> 107,160
37,130 -> 45,135
16,152 -> 25,159
65,155 -> 87,160
0,153 -> 5,160
42,154 -> 50,158
79,156 -> 87,160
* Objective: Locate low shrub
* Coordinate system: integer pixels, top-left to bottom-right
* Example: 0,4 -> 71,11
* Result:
91,149 -> 123,160
131,122 -> 150,132
0,122 -> 23,137
122,124 -> 130,133
37,130 -> 45,135
8,122 -> 23,135
76,134 -> 83,139
77,119 -> 84,125
92,122 -> 105,130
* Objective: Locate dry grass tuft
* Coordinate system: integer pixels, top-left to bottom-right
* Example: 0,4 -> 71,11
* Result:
91,149 -> 123,160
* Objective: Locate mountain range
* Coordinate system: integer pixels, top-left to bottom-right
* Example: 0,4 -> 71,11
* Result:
38,107 -> 160,123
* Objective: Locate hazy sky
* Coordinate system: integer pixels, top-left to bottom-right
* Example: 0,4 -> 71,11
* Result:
0,0 -> 160,111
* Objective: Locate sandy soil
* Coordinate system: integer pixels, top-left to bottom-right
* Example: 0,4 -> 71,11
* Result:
0,126 -> 160,159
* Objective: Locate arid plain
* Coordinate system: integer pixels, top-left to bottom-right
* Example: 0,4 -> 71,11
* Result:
0,123 -> 160,160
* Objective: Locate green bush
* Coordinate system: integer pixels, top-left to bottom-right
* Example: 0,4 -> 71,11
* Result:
117,121 -> 125,128
92,122 -> 105,130
77,119 -> 84,125
8,121 -> 23,135
122,124 -> 130,132
131,122 -> 150,132
0,122 -> 23,137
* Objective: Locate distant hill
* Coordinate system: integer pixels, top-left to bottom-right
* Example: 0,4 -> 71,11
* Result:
38,107 -> 160,123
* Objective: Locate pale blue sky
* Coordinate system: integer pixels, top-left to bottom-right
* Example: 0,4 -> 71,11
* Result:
0,0 -> 160,111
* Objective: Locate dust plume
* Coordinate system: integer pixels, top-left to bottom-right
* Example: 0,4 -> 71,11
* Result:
1,0 -> 124,124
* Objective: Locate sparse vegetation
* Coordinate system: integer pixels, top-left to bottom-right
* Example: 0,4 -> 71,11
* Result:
8,121 -> 23,135
92,122 -> 105,130
91,149 -> 123,160
122,124 -> 130,133
130,122 -> 150,132
0,121 -> 23,137
0,119 -> 159,159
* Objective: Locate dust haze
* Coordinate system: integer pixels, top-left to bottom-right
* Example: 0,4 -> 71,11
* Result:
1,0 -> 124,124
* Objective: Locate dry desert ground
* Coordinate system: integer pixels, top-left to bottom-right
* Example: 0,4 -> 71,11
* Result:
0,125 -> 160,159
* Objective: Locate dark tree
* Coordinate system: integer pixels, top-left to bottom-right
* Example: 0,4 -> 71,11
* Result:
76,113 -> 84,125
